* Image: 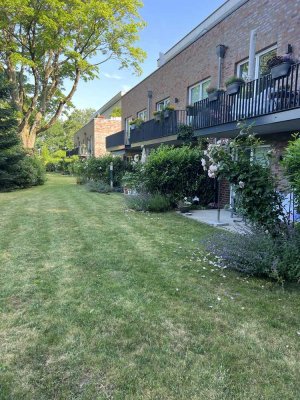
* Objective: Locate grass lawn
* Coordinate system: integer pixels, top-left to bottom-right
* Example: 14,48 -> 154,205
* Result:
0,174 -> 299,400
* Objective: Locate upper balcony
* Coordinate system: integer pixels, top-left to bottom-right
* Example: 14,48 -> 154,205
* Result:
129,110 -> 187,148
192,63 -> 300,138
106,130 -> 126,151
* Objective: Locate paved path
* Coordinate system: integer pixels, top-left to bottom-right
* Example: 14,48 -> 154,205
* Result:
178,209 -> 250,233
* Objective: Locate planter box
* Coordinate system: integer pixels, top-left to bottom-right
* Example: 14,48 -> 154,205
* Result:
226,82 -> 243,96
271,62 -> 292,80
186,107 -> 194,116
164,110 -> 170,118
154,114 -> 161,122
208,90 -> 222,102
130,124 -> 136,130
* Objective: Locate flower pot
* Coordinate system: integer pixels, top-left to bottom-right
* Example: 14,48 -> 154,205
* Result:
226,82 -> 243,96
186,107 -> 194,116
164,110 -> 170,118
208,90 -> 222,102
130,124 -> 136,130
271,62 -> 292,80
154,114 -> 161,122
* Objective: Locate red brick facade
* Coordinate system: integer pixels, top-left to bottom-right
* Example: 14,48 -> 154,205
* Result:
122,0 -> 300,126
74,117 -> 121,157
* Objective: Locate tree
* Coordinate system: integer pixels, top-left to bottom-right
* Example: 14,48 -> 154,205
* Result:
0,73 -> 25,190
36,108 -> 96,152
0,0 -> 146,148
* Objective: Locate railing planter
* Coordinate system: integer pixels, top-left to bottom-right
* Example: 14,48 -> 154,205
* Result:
271,62 -> 292,80
153,112 -> 161,122
208,89 -> 223,102
186,105 -> 194,116
163,110 -> 170,118
226,81 -> 244,95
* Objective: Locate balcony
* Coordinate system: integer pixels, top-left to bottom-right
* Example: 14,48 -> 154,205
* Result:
129,110 -> 188,148
192,63 -> 300,138
106,130 -> 126,151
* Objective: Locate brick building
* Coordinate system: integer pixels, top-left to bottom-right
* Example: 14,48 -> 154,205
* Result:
106,0 -> 300,205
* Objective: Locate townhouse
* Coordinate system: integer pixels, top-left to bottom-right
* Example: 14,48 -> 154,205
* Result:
106,0 -> 300,203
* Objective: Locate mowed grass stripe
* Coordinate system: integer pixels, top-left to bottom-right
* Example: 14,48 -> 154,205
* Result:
0,174 -> 299,400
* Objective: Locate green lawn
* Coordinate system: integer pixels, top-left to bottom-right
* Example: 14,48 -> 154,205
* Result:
0,175 -> 299,400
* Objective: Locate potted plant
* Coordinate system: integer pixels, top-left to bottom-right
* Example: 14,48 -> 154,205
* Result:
206,87 -> 224,102
153,110 -> 161,122
177,197 -> 192,213
225,76 -> 245,95
186,104 -> 194,116
267,54 -> 295,80
130,118 -> 143,130
163,105 -> 175,118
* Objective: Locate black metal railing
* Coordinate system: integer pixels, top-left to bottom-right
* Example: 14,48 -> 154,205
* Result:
192,63 -> 300,130
66,147 -> 79,157
130,110 -> 187,144
106,130 -> 125,148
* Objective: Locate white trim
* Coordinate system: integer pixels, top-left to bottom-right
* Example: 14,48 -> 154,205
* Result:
156,97 -> 170,111
237,44 -> 277,80
188,78 -> 211,104
137,109 -> 147,121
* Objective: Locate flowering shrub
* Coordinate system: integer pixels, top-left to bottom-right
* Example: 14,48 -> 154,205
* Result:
201,125 -> 287,235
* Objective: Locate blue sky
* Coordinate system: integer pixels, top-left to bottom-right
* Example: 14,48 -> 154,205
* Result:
71,0 -> 225,110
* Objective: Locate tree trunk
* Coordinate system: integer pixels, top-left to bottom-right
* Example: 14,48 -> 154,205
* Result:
20,123 -> 37,149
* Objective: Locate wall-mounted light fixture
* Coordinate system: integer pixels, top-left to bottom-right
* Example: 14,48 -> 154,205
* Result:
216,44 -> 227,59
147,90 -> 152,98
174,97 -> 179,103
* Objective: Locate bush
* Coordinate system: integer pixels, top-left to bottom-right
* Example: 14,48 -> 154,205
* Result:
204,228 -> 300,283
74,155 -> 127,187
15,155 -> 46,188
85,180 -> 112,193
282,134 -> 300,210
125,193 -> 172,212
142,145 -> 214,204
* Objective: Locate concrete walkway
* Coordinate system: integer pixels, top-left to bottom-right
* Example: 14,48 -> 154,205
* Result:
179,209 -> 249,233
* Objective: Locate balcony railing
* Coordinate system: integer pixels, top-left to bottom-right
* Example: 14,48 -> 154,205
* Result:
106,130 -> 125,148
66,147 -> 79,157
130,110 -> 187,144
192,63 -> 300,131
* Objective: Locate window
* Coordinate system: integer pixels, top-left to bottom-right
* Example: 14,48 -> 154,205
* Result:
237,45 -> 277,80
125,116 -> 133,134
137,109 -> 147,121
156,97 -> 170,111
188,78 -> 211,105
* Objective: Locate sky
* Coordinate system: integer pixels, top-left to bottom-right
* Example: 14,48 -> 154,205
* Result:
71,0 -> 226,111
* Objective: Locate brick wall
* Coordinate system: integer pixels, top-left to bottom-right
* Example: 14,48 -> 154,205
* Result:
74,117 -> 121,157
94,118 -> 121,157
122,0 -> 300,127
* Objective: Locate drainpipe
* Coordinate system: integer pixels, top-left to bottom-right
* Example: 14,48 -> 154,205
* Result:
216,44 -> 226,89
248,29 -> 257,81
147,90 -> 152,120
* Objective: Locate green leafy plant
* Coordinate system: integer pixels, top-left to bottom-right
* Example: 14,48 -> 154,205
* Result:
85,180 -> 112,193
130,118 -> 144,128
282,133 -> 300,210
177,124 -> 194,142
225,76 -> 245,86
125,193 -> 171,212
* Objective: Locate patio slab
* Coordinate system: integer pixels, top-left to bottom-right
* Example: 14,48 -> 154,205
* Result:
178,209 -> 249,233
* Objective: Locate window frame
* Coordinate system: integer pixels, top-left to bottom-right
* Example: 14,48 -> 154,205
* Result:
188,78 -> 211,105
237,44 -> 277,80
156,97 -> 170,111
137,109 -> 147,121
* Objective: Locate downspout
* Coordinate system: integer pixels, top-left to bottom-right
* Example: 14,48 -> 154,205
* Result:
147,90 -> 152,121
216,44 -> 227,89
248,29 -> 257,81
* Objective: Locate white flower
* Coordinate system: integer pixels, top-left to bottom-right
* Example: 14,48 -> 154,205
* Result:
238,181 -> 245,189
216,140 -> 222,145
208,170 -> 215,179
203,150 -> 208,156
201,158 -> 206,167
209,164 -> 218,173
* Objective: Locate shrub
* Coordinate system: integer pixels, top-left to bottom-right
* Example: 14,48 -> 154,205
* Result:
142,145 -> 214,205
16,155 -> 46,188
125,193 -> 171,212
74,155 -> 127,187
282,133 -> 300,210
85,180 -> 112,193
204,228 -> 300,283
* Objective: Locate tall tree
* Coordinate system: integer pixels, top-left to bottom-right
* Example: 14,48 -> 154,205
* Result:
0,0 -> 145,148
36,108 -> 96,151
0,73 -> 25,190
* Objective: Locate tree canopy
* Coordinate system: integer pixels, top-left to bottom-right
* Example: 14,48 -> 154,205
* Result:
0,0 -> 146,148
